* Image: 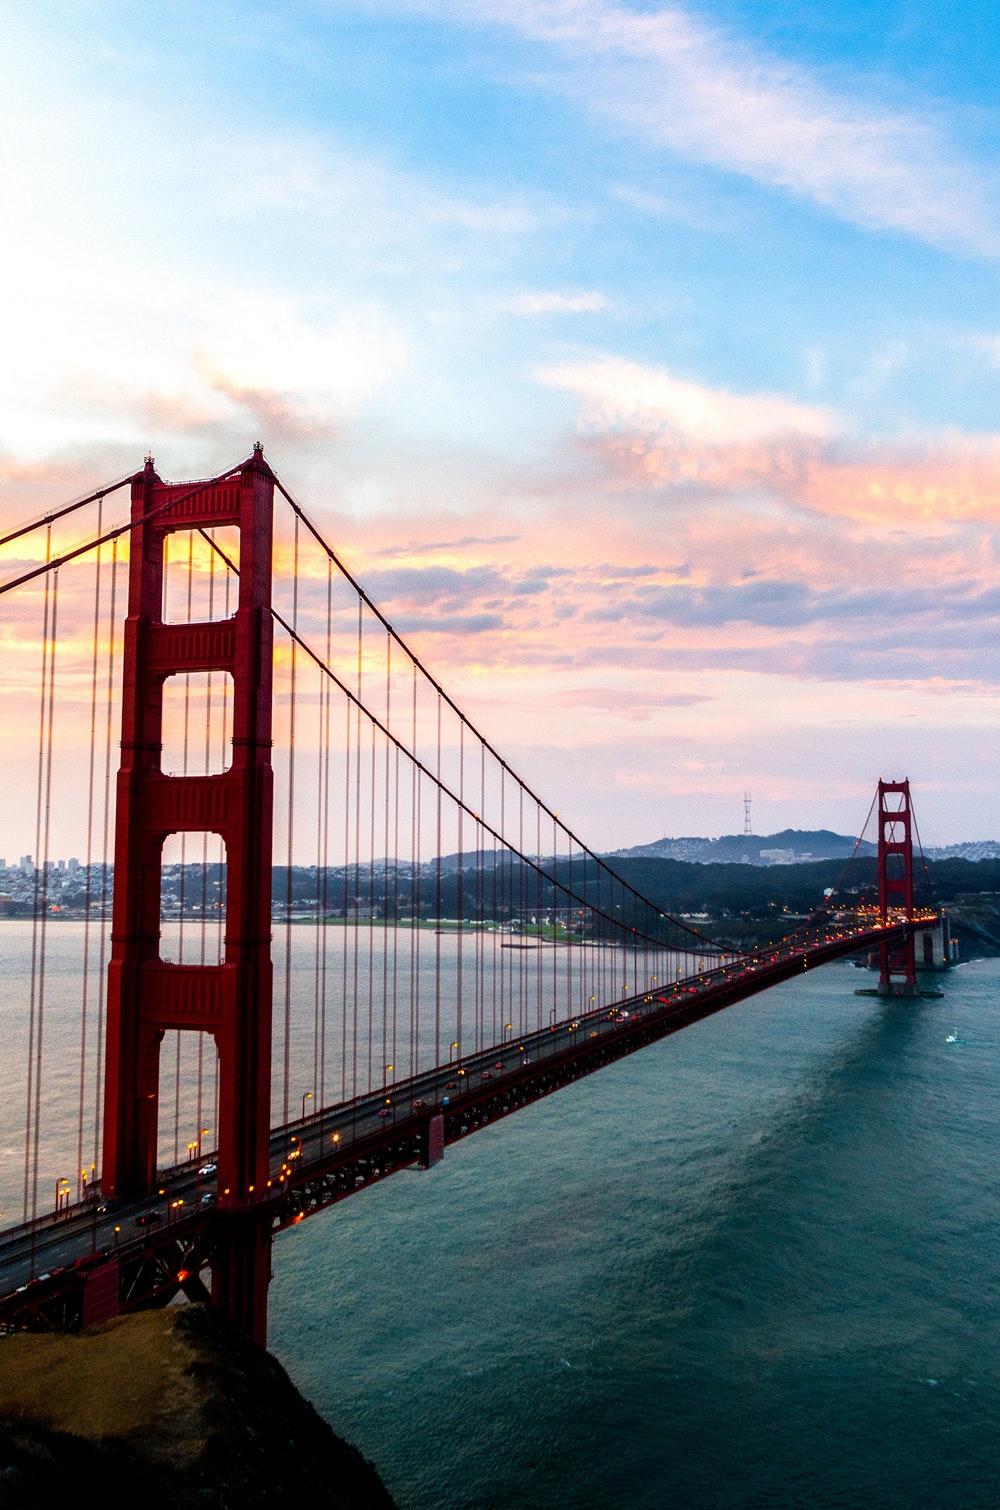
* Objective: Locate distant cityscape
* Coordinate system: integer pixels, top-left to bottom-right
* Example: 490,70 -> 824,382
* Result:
2,827 -> 999,922
4,837 -> 1000,960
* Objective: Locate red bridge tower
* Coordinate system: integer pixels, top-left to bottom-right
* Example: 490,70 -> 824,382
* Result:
102,448 -> 275,1342
876,778 -> 917,995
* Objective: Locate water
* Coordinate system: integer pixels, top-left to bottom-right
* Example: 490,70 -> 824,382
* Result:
268,958 -> 1000,1509
2,923 -> 996,1505
0,919 -> 698,1219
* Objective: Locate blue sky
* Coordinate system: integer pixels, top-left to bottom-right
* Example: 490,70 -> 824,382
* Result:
1,0 -> 998,845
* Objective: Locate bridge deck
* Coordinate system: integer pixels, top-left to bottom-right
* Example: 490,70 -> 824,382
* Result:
0,922 -> 910,1327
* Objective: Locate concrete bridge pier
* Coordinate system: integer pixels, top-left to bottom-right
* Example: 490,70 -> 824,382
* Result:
914,913 -> 957,972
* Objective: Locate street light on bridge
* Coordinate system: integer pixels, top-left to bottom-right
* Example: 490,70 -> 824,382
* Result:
449,1040 -> 459,1064
301,1090 -> 313,1121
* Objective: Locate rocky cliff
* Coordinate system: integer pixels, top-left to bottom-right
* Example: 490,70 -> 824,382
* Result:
0,1305 -> 397,1509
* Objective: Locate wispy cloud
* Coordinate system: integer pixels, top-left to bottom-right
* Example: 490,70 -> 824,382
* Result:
538,354 -> 836,445
501,289 -> 608,316
245,130 -> 564,242
955,333 -> 1000,366
372,534 -> 522,557
380,0 -> 1000,256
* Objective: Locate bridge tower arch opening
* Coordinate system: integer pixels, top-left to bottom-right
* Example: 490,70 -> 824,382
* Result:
101,447 -> 275,1342
877,778 -> 917,995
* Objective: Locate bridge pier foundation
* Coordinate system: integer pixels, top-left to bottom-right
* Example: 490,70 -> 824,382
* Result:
914,915 -> 956,971
212,1211 -> 272,1349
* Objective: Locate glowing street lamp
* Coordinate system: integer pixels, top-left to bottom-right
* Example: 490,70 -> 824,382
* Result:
301,1090 -> 313,1120
448,1040 -> 460,1064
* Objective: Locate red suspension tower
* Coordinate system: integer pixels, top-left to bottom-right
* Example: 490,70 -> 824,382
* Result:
876,777 -> 917,995
102,448 -> 275,1342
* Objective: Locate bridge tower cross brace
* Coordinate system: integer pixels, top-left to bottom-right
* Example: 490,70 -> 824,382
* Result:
876,777 -> 917,995
101,449 -> 275,1343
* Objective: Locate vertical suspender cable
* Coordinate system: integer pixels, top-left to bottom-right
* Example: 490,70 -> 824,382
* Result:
382,633 -> 391,1083
536,805 -> 542,1031
24,528 -> 52,1224
77,504 -> 103,1199
434,693 -> 442,1070
368,716 -> 376,1092
408,674 -> 417,1077
491,800 -> 498,1045
518,786 -> 525,1036
173,530 -> 195,1165
392,739 -> 400,1078
341,697 -> 351,1104
414,721 -> 422,1074
551,814 -> 558,1027
352,601 -> 362,1099
501,823 -> 508,1039
567,839 -> 573,1019
319,558 -> 333,1110
31,561 -> 59,1225
283,513 -> 300,1126
313,651 -> 324,1107
477,777 -> 485,1054
197,543 -> 217,1148
456,722 -> 464,1061
215,561 -> 231,1139
93,538 -> 119,1175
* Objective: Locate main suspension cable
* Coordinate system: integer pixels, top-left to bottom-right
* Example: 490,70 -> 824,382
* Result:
0,473 -> 133,550
270,476 -> 733,954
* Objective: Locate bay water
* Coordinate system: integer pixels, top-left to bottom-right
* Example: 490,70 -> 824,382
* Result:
2,920 -> 997,1506
269,957 -> 1000,1509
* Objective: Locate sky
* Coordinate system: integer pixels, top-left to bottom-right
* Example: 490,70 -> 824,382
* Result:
1,0 -> 998,849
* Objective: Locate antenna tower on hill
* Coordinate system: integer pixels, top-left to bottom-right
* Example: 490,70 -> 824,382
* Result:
743,790 -> 753,836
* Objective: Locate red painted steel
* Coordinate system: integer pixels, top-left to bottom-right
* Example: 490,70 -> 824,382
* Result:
424,1113 -> 445,1167
81,1260 -> 120,1328
101,448 -> 275,1342
877,778 -> 917,993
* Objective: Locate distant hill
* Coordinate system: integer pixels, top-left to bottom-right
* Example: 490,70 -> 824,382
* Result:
605,829 -> 876,867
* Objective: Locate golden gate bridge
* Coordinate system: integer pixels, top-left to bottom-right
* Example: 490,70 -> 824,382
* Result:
0,448 -> 941,1343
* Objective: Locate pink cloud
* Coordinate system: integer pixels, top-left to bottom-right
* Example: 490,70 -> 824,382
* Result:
537,354 -> 1000,527
3,411 -> 999,852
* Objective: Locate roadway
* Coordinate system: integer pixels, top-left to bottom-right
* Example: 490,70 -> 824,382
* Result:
0,917 -> 912,1306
